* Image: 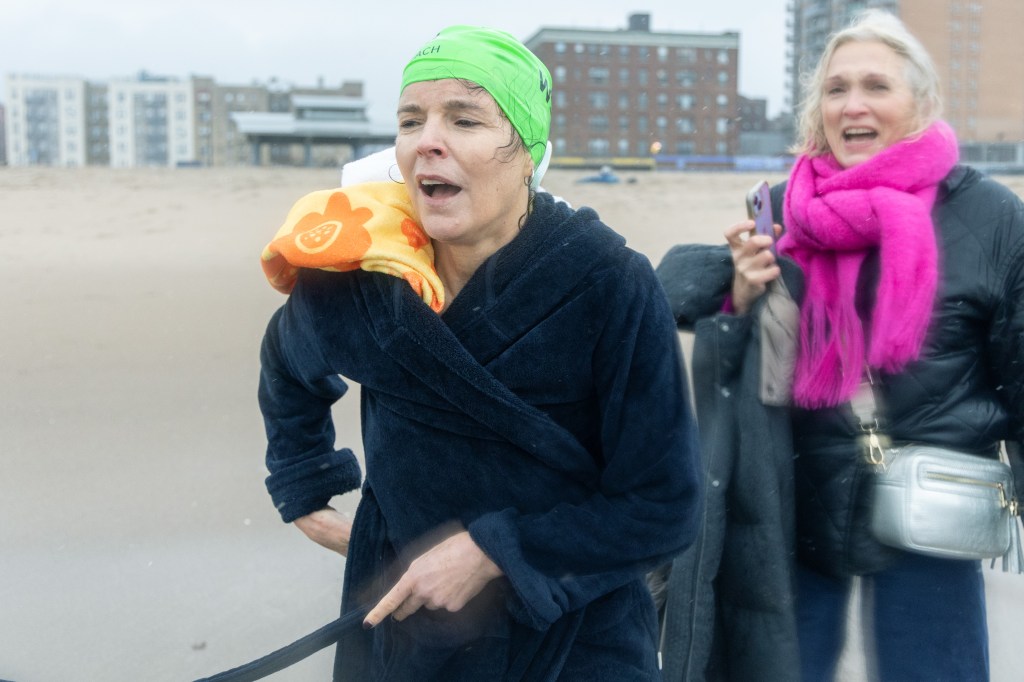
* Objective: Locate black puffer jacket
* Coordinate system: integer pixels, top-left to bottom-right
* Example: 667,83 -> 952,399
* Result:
790,165 -> 1024,575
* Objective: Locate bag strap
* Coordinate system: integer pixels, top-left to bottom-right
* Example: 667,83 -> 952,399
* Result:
193,609 -> 365,682
851,367 -> 891,468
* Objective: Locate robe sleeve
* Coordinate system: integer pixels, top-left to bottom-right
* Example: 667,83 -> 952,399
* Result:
467,256 -> 703,629
258,297 -> 363,523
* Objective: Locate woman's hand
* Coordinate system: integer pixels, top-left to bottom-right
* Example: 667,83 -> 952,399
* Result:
363,530 -> 503,629
293,506 -> 352,556
726,220 -> 781,315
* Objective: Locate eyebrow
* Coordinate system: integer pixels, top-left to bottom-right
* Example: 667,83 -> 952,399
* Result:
397,98 -> 490,116
825,71 -> 892,84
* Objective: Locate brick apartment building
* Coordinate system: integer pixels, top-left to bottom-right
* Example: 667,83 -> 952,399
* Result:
525,13 -> 740,166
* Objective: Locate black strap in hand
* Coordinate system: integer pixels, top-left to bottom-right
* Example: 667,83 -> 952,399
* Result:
193,609 -> 365,682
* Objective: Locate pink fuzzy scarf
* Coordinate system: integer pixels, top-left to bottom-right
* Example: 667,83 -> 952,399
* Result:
777,120 -> 959,408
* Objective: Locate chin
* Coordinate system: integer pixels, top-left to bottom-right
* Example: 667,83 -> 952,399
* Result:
420,217 -> 463,243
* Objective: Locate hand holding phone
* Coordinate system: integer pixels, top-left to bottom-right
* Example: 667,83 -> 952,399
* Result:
745,180 -> 775,252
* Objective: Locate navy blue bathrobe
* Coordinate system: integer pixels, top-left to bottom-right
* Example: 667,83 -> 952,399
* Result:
258,192 -> 701,680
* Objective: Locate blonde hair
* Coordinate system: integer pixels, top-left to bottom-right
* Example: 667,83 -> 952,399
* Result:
792,9 -> 942,156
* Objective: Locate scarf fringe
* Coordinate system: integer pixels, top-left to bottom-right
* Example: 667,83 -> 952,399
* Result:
781,121 -> 959,408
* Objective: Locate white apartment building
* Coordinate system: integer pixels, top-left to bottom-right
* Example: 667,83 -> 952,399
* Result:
4,74 -> 88,166
107,76 -> 196,168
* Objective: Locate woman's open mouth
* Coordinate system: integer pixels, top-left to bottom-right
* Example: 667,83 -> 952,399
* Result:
420,179 -> 462,199
843,127 -> 878,142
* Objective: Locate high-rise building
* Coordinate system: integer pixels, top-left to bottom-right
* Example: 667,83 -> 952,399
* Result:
901,0 -> 1024,144
4,74 -> 89,166
525,13 -> 740,165
786,0 -> 1024,144
107,73 -> 196,168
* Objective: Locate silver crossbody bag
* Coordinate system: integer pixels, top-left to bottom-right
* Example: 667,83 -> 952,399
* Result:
852,371 -> 1024,572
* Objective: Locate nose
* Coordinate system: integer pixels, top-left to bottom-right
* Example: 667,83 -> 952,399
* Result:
842,87 -> 868,116
415,117 -> 448,158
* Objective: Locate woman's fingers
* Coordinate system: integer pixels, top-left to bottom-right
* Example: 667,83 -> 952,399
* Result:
362,531 -> 502,629
726,220 -> 780,314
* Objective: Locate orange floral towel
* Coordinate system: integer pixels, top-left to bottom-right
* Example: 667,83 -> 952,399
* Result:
261,181 -> 444,312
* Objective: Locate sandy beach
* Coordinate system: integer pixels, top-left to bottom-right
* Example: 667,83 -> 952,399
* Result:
2,165 -> 1023,681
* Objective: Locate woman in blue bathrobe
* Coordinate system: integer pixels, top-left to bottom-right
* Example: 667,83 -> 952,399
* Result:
258,25 -> 702,681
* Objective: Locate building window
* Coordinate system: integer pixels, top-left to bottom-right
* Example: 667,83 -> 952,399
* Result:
656,116 -> 668,133
717,50 -> 730,65
718,71 -> 730,85
658,46 -> 669,61
638,46 -> 650,61
555,42 -> 566,54
574,43 -> 585,54
554,91 -> 567,109
588,138 -> 610,155
656,69 -> 669,86
618,115 -> 630,131
618,68 -> 630,85
555,66 -> 567,83
637,93 -> 648,111
637,70 -> 648,86
619,45 -> 631,57
588,67 -> 610,85
589,92 -> 609,109
588,115 -> 609,132
677,117 -> 694,134
618,138 -> 630,154
677,94 -> 694,110
717,94 -> 729,108
716,118 -> 730,135
676,141 -> 695,155
677,71 -> 696,88
656,93 -> 669,109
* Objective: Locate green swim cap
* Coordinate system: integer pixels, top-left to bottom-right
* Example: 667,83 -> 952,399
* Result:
401,25 -> 553,170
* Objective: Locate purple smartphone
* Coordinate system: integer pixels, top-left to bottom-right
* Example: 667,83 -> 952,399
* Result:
745,180 -> 775,251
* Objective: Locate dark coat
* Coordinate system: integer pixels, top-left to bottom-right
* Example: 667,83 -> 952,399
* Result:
654,245 -> 804,682
258,192 -> 702,681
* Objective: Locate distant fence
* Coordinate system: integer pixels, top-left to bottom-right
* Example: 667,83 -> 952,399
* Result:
961,141 -> 1024,175
550,156 -> 656,170
550,146 -> 1024,175
549,154 -> 793,172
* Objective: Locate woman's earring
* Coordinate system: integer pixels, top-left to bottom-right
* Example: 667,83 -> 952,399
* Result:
387,164 -> 404,184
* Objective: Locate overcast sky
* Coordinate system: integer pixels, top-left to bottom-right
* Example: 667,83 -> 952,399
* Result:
2,0 -> 790,119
